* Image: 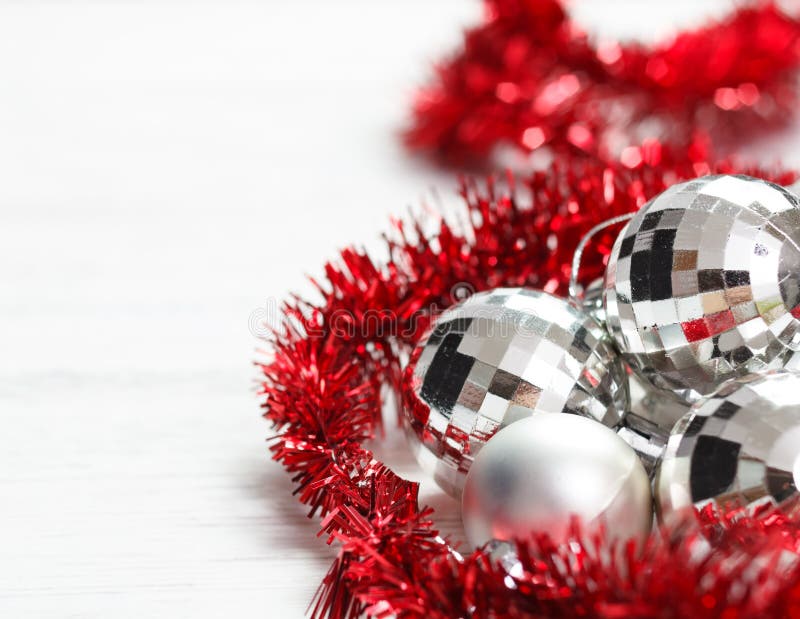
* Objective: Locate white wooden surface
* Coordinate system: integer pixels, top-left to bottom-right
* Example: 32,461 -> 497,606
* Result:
2,2 -> 798,618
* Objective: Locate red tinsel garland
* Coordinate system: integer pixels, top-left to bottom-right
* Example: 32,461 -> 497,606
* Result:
261,2 -> 800,617
405,0 -> 800,165
259,153 -> 800,619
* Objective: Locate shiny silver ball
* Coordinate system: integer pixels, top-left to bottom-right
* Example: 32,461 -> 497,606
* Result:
403,287 -> 628,497
604,174 -> 800,403
656,371 -> 800,521
462,414 -> 653,548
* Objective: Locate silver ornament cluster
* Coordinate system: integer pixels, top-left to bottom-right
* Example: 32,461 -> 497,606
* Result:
604,175 -> 800,403
404,287 -> 628,497
657,371 -> 800,519
400,174 -> 800,549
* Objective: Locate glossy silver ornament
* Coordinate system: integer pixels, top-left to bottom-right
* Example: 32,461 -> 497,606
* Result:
656,371 -> 800,521
604,174 -> 800,403
403,287 -> 628,497
462,414 -> 653,548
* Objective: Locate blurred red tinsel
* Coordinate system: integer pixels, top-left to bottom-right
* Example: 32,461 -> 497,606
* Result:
260,2 -> 800,617
405,0 -> 800,165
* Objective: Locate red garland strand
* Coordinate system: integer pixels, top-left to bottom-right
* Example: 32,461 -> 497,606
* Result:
262,1 -> 800,616
404,0 -> 800,165
260,153 -> 800,619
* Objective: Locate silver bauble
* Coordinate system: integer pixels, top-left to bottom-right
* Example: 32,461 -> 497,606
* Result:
604,174 -> 800,403
656,371 -> 800,520
403,287 -> 628,497
462,414 -> 653,548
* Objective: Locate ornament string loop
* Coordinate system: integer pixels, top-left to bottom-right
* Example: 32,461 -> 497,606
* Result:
568,212 -> 635,305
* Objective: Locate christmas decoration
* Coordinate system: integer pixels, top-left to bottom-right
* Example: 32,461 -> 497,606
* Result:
403,287 -> 627,497
259,154 -> 800,619
604,174 -> 800,403
657,370 -> 800,522
262,3 -> 800,615
405,0 -> 800,166
462,414 -> 652,548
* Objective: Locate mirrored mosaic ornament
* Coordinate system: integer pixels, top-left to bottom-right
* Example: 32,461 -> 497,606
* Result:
656,371 -> 800,521
402,287 -> 628,497
604,174 -> 800,403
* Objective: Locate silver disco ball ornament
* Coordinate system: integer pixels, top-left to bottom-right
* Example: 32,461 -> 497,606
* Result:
402,287 -> 628,497
656,371 -> 800,521
604,174 -> 800,403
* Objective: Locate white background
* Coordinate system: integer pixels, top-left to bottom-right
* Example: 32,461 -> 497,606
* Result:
1,1 -> 797,617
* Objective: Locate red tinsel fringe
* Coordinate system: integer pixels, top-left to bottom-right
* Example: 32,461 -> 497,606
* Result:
259,153 -> 800,619
405,0 -> 800,165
